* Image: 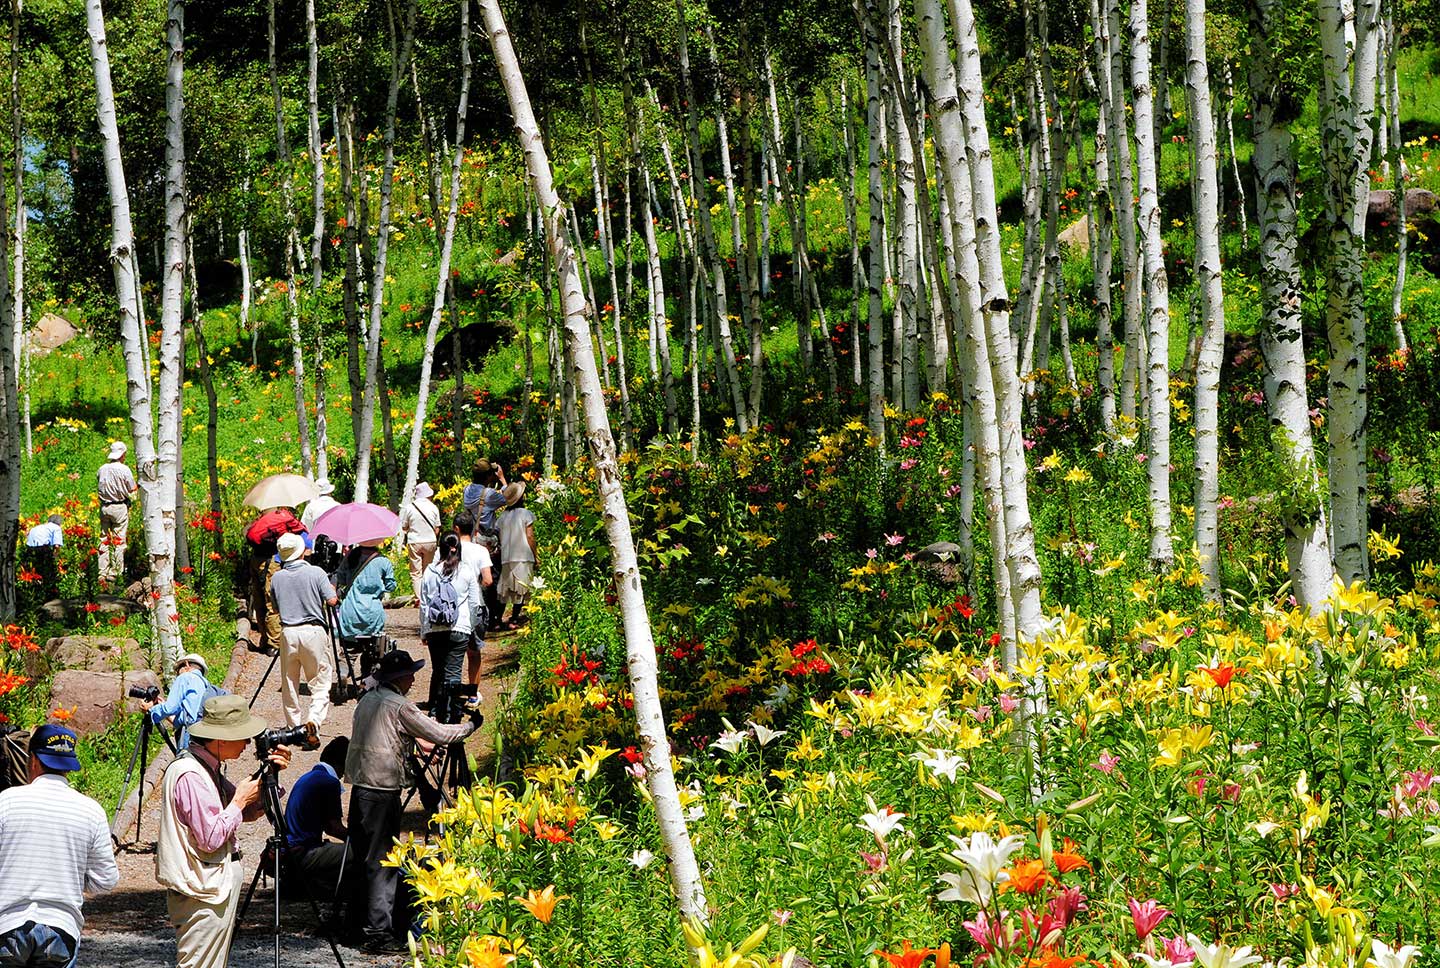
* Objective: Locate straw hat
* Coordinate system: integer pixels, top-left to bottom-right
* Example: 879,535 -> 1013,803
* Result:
502,482 -> 526,508
276,532 -> 307,563
188,694 -> 268,742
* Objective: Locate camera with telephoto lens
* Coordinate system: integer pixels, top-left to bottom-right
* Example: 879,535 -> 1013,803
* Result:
254,721 -> 319,760
311,534 -> 344,575
128,684 -> 162,703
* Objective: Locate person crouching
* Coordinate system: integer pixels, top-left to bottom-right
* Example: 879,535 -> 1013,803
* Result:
157,696 -> 293,968
270,533 -> 339,730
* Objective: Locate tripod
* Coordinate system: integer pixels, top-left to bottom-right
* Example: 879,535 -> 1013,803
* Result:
238,763 -> 347,968
111,716 -> 178,845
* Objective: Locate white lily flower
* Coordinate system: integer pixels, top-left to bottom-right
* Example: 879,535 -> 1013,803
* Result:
710,718 -> 747,755
921,749 -> 965,784
748,721 -> 786,747
628,849 -> 655,870
1370,940 -> 1420,968
935,869 -> 1002,905
1187,935 -> 1263,968
856,794 -> 906,844
943,830 -> 1025,901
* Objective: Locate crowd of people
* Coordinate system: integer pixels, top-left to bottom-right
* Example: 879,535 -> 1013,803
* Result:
0,447 -> 544,967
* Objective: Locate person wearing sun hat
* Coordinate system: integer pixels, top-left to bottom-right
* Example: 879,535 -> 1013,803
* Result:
270,533 -> 339,730
345,649 -> 477,952
300,478 -> 340,532
398,481 -> 441,599
144,653 -> 218,750
95,440 -> 137,588
157,695 -> 293,968
0,725 -> 118,968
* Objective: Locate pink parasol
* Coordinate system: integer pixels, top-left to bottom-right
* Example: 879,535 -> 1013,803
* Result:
310,502 -> 401,546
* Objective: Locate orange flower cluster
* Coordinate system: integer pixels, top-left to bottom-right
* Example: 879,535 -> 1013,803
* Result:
877,941 -> 951,968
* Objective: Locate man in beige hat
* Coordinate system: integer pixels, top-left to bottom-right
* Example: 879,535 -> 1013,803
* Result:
156,695 -> 293,968
270,533 -> 338,730
300,478 -> 339,532
144,653 -> 219,749
96,441 -> 137,588
398,482 -> 441,598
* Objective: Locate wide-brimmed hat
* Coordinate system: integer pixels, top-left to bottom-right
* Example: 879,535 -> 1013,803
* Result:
189,694 -> 268,741
30,725 -> 81,772
107,441 -> 127,461
276,532 -> 307,562
174,652 -> 208,674
414,482 -> 434,500
502,482 -> 526,508
375,649 -> 425,683
315,478 -> 336,497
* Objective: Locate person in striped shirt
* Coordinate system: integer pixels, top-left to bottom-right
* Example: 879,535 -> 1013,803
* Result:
0,725 -> 118,968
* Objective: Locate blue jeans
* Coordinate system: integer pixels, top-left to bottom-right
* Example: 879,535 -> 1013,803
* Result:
0,921 -> 78,968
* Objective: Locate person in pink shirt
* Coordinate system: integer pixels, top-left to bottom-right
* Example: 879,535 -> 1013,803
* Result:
155,695 -> 293,968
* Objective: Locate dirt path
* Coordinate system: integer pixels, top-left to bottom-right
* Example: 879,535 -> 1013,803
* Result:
81,607 -> 520,967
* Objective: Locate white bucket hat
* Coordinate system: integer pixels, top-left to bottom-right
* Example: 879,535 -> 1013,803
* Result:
315,478 -> 335,496
276,532 -> 307,562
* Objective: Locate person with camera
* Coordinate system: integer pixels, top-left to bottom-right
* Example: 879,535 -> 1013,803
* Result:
243,505 -> 306,654
418,533 -> 482,719
462,460 -> 508,628
270,533 -> 339,731
282,737 -> 352,905
453,511 -> 494,688
144,653 -> 221,750
335,540 -> 397,679
0,725 -> 117,968
157,695 -> 293,968
345,650 -> 478,953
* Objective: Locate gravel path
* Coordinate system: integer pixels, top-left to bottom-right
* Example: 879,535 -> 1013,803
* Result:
81,606 -> 520,967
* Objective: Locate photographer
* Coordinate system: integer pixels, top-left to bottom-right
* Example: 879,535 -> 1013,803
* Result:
335,541 -> 397,676
145,654 -> 219,750
418,534 -> 481,720
282,737 -> 352,904
157,696 -> 293,968
345,651 -> 477,953
270,533 -> 338,730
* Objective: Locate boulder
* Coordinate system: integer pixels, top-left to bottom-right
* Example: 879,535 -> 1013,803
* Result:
1366,187 -> 1438,221
48,669 -> 162,737
24,313 -> 78,357
914,541 -> 967,586
1058,214 -> 1090,255
39,595 -> 140,624
24,636 -> 147,678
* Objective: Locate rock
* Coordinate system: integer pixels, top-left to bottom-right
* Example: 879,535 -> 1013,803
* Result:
48,669 -> 162,737
914,541 -> 964,563
914,541 -> 966,585
1058,214 -> 1090,255
1367,187 -> 1438,221
24,313 -> 78,357
24,636 -> 147,678
39,595 -> 141,624
123,578 -> 154,607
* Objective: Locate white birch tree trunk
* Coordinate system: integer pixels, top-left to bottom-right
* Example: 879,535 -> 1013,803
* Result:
1185,0 -> 1225,598
1089,0 -> 1118,431
10,0 -> 26,463
1107,0 -> 1144,422
478,0 -> 708,923
864,20 -> 888,441
1386,5 -> 1407,351
1130,0 -> 1175,570
0,0 -> 14,619
353,0 -> 416,504
1250,0 -> 1333,607
402,0 -> 470,507
1318,0 -> 1380,582
839,78 -> 865,388
85,0 -> 182,662
706,27 -> 743,261
305,0 -> 324,294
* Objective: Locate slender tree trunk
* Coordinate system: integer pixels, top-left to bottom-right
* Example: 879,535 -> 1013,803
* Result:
186,227 -> 222,555
86,0 -> 182,660
338,96 -> 365,449
1318,0 -> 1380,581
354,0 -> 417,504
739,21 -> 765,426
1130,0 -> 1175,570
403,0 -> 471,507
10,0 -> 26,462
1186,0 -> 1226,598
1107,0 -> 1144,422
305,0 -> 324,294
839,78 -> 865,388
268,0 -> 313,478
864,16 -> 887,440
1220,62 -> 1249,248
0,0 -> 14,619
1037,0 -> 1074,389
1386,4 -> 1408,351
1089,0 -> 1118,431
240,166 -> 254,360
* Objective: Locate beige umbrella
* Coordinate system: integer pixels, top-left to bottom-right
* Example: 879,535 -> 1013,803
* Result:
241,473 -> 320,510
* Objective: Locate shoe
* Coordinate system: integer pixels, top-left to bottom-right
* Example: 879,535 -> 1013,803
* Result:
363,934 -> 409,954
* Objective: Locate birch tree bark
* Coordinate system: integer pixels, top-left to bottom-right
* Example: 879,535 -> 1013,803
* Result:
353,0 -> 417,504
305,0 -> 324,295
839,78 -> 865,387
338,97 -> 365,448
864,15 -> 887,440
1185,0 -> 1226,598
268,0 -> 313,478
1318,0 -> 1380,582
85,0 -> 182,662
403,0 -> 471,506
478,0 -> 708,923
738,20 -> 765,427
1130,0 -> 1175,570
1089,0 -> 1117,431
10,0 -> 25,462
1249,0 -> 1333,607
1107,0 -> 1144,422
885,0 -> 920,409
1385,3 -> 1407,351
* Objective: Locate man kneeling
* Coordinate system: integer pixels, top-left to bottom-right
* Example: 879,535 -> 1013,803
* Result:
282,737 -> 353,906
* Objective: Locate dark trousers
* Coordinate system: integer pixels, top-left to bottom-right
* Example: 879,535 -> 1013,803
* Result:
347,787 -> 406,943
0,921 -> 77,968
424,631 -> 467,722
290,840 -> 354,904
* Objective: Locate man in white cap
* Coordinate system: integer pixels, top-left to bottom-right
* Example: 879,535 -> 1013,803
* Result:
144,653 -> 220,749
157,696 -> 292,968
300,479 -> 339,532
397,482 -> 441,598
269,533 -> 338,729
96,441 -> 137,588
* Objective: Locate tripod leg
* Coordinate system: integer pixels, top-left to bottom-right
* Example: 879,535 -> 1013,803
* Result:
135,721 -> 149,843
238,853 -> 268,922
249,652 -> 280,710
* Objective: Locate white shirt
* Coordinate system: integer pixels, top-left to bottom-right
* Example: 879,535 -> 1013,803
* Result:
25,521 -> 64,547
301,495 -> 340,531
460,540 -> 493,579
399,499 -> 442,545
0,774 -> 118,941
96,460 -> 135,504
418,560 -> 481,637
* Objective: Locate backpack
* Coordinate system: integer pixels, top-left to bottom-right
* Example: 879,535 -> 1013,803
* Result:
425,569 -> 460,628
175,681 -> 230,730
245,509 -> 305,553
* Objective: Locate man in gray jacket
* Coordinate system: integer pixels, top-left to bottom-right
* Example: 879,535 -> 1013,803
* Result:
344,651 -> 476,953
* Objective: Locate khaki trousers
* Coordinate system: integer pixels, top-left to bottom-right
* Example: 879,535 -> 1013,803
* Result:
248,557 -> 282,650
280,623 -> 334,728
167,862 -> 243,968
98,503 -> 129,585
406,541 -> 436,597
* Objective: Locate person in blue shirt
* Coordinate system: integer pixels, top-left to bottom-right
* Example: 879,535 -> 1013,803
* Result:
22,514 -> 64,599
143,653 -> 212,749
336,543 -> 397,677
283,736 -> 352,902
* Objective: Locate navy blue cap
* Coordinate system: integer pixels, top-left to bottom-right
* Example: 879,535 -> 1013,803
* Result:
30,724 -> 81,772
